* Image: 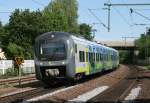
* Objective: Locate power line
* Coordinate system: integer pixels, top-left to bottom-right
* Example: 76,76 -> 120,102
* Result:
0,11 -> 12,13
104,3 -> 150,6
113,7 -> 131,26
112,7 -> 135,36
88,9 -> 109,30
130,8 -> 150,21
31,0 -> 45,7
104,2 -> 150,31
132,9 -> 150,11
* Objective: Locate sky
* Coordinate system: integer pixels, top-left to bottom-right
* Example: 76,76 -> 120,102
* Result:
0,0 -> 150,41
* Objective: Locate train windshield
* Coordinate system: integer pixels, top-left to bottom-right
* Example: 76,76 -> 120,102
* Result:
40,42 -> 66,61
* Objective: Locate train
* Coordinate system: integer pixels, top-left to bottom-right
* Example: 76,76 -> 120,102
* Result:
34,32 -> 119,84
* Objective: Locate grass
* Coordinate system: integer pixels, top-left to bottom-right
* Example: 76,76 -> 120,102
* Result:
0,68 -> 26,79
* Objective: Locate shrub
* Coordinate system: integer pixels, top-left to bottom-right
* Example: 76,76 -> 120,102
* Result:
0,68 -> 25,79
147,65 -> 150,70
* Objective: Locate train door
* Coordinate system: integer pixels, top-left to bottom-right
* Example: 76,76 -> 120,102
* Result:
88,46 -> 97,74
74,43 -> 87,76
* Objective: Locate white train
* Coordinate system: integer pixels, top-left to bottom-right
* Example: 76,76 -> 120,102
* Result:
34,32 -> 119,84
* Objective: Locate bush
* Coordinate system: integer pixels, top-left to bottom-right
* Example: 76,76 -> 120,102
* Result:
147,65 -> 150,70
0,68 -> 25,79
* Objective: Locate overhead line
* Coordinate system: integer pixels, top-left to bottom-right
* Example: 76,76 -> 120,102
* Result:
0,11 -> 11,13
31,0 -> 45,7
113,7 -> 131,26
88,9 -> 109,30
131,8 -> 150,21
104,3 -> 150,6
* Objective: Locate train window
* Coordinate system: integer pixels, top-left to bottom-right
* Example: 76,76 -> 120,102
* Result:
89,52 -> 92,62
93,53 -> 95,62
91,53 -> 93,61
96,53 -> 100,62
79,51 -> 85,62
111,55 -> 113,60
86,52 -> 88,62
107,55 -> 109,61
75,44 -> 77,53
104,54 -> 106,61
89,53 -> 91,62
98,53 -> 100,61
100,53 -> 103,61
89,52 -> 94,62
40,42 -> 66,61
96,53 -> 98,62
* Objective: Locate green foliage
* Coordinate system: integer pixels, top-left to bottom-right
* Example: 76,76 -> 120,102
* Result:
135,30 -> 150,59
79,23 -> 93,40
8,9 -> 49,45
0,0 -> 93,59
147,65 -> 150,70
44,0 -> 78,33
6,42 -> 24,59
2,9 -> 50,59
119,50 -> 133,64
0,68 -> 25,79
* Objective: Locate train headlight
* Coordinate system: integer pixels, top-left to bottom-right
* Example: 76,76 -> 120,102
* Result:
51,34 -> 54,38
62,61 -> 65,65
40,62 -> 43,65
67,40 -> 70,44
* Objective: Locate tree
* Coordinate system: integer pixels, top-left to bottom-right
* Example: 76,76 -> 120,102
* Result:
44,0 -> 78,33
0,22 -> 5,43
1,0 -> 93,59
3,9 -> 52,59
79,23 -> 93,40
135,30 -> 150,59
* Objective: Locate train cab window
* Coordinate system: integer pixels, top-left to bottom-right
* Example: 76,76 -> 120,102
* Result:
39,42 -> 66,61
79,51 -> 85,62
86,52 -> 88,62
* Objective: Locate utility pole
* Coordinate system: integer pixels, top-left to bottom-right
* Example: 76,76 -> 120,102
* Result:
108,5 -> 111,32
122,36 -> 138,46
104,3 -> 150,32
145,27 -> 149,65
122,36 -> 139,64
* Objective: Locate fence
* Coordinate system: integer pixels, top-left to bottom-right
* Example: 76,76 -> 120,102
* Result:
0,60 -> 35,75
137,59 -> 150,65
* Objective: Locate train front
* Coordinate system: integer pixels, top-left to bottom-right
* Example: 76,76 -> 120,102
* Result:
34,32 -> 75,84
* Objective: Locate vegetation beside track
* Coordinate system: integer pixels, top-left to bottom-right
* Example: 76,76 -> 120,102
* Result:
0,0 -> 93,60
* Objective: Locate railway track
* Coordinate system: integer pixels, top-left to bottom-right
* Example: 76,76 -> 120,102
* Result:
0,65 -> 144,103
115,65 -> 142,103
88,65 -> 143,103
0,85 -> 66,103
0,75 -> 36,86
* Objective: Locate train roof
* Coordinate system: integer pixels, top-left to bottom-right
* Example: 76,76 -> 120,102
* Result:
71,35 -> 118,53
36,32 -> 118,53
